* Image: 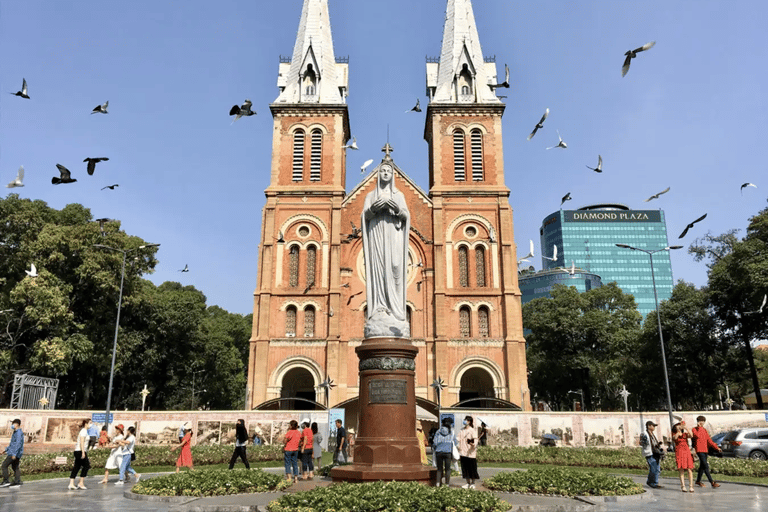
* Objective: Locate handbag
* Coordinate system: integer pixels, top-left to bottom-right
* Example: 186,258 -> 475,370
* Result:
451,443 -> 460,460
131,453 -> 136,461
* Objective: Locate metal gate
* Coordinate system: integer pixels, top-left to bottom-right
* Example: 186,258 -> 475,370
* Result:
9,374 -> 59,409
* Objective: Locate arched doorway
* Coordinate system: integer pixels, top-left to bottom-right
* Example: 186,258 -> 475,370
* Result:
459,367 -> 495,408
280,367 -> 316,410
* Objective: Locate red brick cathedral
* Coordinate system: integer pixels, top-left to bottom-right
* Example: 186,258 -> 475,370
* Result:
247,0 -> 529,412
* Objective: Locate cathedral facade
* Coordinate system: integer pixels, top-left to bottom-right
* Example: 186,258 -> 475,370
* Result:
247,0 -> 529,411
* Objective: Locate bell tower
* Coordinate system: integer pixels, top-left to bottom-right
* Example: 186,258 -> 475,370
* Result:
248,0 -> 351,408
425,0 -> 529,409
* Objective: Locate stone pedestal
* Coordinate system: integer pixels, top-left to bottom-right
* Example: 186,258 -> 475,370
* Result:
331,338 -> 436,483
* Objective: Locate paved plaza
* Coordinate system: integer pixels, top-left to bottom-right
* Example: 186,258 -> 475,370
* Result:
0,467 -> 766,511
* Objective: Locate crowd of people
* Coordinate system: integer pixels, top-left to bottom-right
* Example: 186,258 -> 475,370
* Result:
640,415 -> 723,492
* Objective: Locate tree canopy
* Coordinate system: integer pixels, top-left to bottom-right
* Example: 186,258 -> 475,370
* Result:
0,194 -> 251,410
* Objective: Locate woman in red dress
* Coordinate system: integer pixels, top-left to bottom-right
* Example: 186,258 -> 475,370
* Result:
172,422 -> 194,473
673,421 -> 694,492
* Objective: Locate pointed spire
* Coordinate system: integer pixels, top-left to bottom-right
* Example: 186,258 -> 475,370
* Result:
275,0 -> 348,104
430,0 -> 500,104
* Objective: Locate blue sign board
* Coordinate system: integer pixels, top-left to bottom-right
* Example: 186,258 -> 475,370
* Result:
91,413 -> 114,423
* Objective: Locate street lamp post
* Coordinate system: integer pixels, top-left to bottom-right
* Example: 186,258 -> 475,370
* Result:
94,243 -> 160,428
616,243 -> 682,431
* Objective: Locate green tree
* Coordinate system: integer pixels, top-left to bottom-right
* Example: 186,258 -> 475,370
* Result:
690,202 -> 768,408
524,282 -> 643,411
626,282 -> 734,410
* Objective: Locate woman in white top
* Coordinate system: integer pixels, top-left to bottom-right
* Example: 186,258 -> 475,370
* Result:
98,424 -> 125,484
68,419 -> 92,490
116,426 -> 140,485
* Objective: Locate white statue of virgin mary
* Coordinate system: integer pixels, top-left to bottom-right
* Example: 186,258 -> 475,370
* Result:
361,160 -> 410,338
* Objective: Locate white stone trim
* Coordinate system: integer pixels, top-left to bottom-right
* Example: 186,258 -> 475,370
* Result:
450,356 -> 505,396
268,356 -> 323,391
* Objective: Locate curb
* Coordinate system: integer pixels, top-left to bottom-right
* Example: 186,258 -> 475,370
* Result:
124,489 -> 199,504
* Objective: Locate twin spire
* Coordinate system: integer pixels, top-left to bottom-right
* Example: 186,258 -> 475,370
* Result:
275,0 -> 501,106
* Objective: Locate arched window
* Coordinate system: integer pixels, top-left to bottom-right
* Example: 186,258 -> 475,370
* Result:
306,245 -> 317,288
289,245 -> 300,287
458,64 -> 473,96
453,130 -> 466,181
292,130 -> 305,181
304,306 -> 315,337
478,306 -> 489,338
303,64 -> 317,96
475,246 -> 486,287
310,130 -> 322,181
471,129 -> 483,181
285,306 -> 297,337
459,306 -> 471,337
458,245 -> 469,287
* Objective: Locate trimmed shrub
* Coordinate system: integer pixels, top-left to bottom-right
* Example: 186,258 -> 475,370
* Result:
19,444 -> 283,475
132,468 -> 289,497
267,481 -> 509,512
485,468 -> 643,496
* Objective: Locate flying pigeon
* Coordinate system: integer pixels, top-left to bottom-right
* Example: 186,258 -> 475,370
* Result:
527,108 -> 549,140
678,213 -> 707,239
643,187 -> 670,202
178,264 -> 189,272
489,63 -> 510,89
745,294 -> 767,315
360,159 -> 374,174
340,282 -> 350,288
740,183 -> 757,194
101,184 -> 119,190
6,166 -> 24,188
519,239 -> 534,261
11,78 -> 29,99
560,192 -> 572,206
25,263 -> 37,277
327,307 -> 334,317
304,281 -> 315,294
91,101 -> 108,114
274,230 -> 285,243
543,245 -> 558,262
569,260 -> 576,276
343,136 -> 358,150
52,164 -> 77,184
406,99 -> 421,113
622,41 -> 656,77
349,221 -> 361,238
586,155 -> 603,173
409,259 -> 423,268
84,157 -> 109,176
229,99 -> 256,122
546,130 -> 567,150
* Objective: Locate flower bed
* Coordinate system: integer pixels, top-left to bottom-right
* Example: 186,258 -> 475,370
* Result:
485,468 -> 643,497
20,444 -> 283,475
267,481 -> 509,512
132,468 -> 290,497
476,446 -> 768,477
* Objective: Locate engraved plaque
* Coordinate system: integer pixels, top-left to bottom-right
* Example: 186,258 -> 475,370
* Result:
368,379 -> 407,404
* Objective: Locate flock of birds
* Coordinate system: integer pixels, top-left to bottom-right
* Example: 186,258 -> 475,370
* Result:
5,78 -> 204,275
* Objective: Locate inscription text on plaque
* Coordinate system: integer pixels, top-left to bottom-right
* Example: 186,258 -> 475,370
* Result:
369,379 -> 407,404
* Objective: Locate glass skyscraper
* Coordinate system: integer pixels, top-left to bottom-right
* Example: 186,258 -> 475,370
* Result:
539,204 -> 674,318
519,268 -> 603,306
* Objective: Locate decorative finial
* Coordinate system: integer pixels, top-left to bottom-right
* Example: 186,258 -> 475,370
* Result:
382,142 -> 394,157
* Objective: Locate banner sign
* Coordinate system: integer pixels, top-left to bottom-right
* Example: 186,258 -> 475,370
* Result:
564,210 -> 661,223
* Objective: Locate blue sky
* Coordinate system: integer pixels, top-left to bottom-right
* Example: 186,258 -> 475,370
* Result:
2,0 -> 766,316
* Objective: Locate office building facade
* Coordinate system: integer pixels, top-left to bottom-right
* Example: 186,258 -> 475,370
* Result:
539,204 -> 674,318
519,268 -> 603,306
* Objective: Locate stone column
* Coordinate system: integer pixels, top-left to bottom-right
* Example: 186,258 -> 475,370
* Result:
330,338 -> 435,483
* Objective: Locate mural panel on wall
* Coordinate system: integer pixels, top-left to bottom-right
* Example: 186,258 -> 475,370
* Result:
137,421 -> 179,445
197,421 -> 221,445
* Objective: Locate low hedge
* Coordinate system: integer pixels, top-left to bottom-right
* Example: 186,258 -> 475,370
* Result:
476,446 -> 768,478
19,444 -> 283,475
485,468 -> 643,497
267,481 -> 510,512
132,468 -> 290,497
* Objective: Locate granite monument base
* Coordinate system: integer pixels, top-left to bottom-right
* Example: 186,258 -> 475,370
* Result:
331,338 -> 436,484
